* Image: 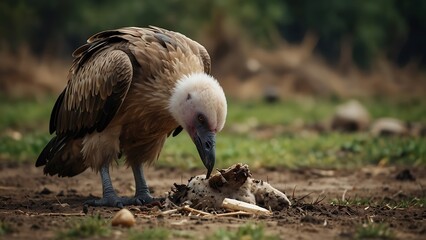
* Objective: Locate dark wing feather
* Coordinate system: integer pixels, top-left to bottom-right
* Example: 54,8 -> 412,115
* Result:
51,43 -> 133,137
35,135 -> 69,167
172,126 -> 183,137
50,89 -> 65,134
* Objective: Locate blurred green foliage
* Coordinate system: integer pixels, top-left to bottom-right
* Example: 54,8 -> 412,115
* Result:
128,228 -> 170,240
1,0 -> 425,67
355,223 -> 394,239
0,221 -> 13,236
56,215 -> 110,239
207,223 -> 279,240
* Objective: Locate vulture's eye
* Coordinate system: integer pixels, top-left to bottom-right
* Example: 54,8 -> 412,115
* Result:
198,114 -> 205,123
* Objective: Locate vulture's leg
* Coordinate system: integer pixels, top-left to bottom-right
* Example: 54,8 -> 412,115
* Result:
131,164 -> 163,204
84,163 -> 124,208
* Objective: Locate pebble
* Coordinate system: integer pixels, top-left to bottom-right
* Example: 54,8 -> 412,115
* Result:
111,209 -> 136,228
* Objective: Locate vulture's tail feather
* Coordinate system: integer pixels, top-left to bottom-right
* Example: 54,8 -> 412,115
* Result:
36,136 -> 87,177
35,136 -> 59,167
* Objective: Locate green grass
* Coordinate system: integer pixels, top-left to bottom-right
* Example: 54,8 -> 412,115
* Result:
331,196 -> 374,207
127,224 -> 278,240
207,223 -> 279,240
355,223 -> 394,239
0,133 -> 51,163
227,99 -> 335,125
160,132 -> 426,170
1,96 -> 425,168
0,221 -> 13,235
331,195 -> 426,209
56,215 -> 110,239
389,197 -> 426,208
0,95 -> 54,132
128,228 -> 170,240
227,98 -> 426,124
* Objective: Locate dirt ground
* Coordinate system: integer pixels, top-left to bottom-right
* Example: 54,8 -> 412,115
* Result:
0,163 -> 425,239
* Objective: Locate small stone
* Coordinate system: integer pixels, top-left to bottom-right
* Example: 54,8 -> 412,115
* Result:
83,205 -> 89,214
39,187 -> 53,195
263,86 -> 279,103
331,100 -> 370,132
31,224 -> 40,230
371,118 -> 407,136
395,169 -> 416,181
111,209 -> 136,228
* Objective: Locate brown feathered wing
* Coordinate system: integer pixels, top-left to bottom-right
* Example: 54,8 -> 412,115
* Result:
36,37 -> 133,176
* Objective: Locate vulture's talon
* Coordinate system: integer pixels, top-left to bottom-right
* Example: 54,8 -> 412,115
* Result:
135,198 -> 143,205
83,196 -> 125,208
133,194 -> 165,206
116,196 -> 142,206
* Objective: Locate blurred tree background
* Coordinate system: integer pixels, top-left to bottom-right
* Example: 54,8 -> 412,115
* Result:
0,0 -> 425,98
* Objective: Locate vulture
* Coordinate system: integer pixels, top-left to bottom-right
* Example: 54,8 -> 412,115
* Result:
35,26 -> 227,208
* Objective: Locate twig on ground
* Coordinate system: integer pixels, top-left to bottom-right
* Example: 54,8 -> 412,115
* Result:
213,211 -> 253,217
313,194 -> 326,205
160,209 -> 179,215
292,185 -> 297,200
2,210 -> 85,217
181,205 -> 212,216
391,190 -> 403,199
160,203 -> 261,218
34,212 -> 85,217
0,186 -> 17,190
294,192 -> 313,204
342,189 -> 348,202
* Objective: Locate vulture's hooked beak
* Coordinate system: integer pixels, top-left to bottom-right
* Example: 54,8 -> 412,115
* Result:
193,123 -> 216,179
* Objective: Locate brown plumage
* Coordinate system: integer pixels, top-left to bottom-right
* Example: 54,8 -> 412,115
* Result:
36,26 -> 227,207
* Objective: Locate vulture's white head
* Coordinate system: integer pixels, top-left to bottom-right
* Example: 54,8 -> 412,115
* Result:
169,72 -> 227,178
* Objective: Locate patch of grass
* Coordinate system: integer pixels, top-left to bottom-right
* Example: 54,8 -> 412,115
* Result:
161,132 -> 426,170
331,196 -> 373,206
172,231 -> 194,239
0,221 -> 13,235
56,215 -> 110,239
227,98 -> 426,125
227,99 -> 336,125
366,98 -> 426,122
0,133 -> 51,163
128,228 -> 170,240
0,95 -> 54,132
331,195 -> 426,209
387,197 -> 426,209
355,223 -> 394,239
207,223 -> 279,240
399,197 -> 425,208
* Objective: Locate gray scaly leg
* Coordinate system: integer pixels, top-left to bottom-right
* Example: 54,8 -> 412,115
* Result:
132,164 -> 163,205
84,163 -> 162,207
84,163 -> 124,208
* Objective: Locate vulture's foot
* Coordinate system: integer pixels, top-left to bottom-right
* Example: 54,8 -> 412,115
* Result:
85,163 -> 127,208
131,165 -> 165,205
83,195 -> 164,208
133,193 -> 165,206
84,194 -> 126,208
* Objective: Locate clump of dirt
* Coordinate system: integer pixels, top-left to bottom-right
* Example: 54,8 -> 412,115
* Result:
395,169 -> 416,181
